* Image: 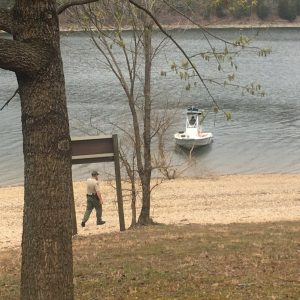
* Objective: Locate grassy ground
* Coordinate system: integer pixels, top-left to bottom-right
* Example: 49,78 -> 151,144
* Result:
0,221 -> 299,299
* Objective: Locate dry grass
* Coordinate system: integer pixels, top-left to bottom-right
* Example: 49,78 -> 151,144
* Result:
1,221 -> 299,299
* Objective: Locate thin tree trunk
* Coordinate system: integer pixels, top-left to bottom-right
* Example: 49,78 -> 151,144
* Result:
12,1 -> 74,299
130,181 -> 137,227
138,15 -> 153,225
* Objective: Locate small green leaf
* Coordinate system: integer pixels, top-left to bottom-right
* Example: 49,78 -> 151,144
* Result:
226,112 -> 232,121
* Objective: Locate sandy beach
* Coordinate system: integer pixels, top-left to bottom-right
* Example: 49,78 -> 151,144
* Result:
0,173 -> 299,251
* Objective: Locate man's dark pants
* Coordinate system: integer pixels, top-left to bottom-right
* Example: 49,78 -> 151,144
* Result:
82,195 -> 102,224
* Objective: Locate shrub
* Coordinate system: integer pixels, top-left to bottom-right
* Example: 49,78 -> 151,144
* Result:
203,5 -> 213,20
257,1 -> 270,20
278,0 -> 297,21
215,5 -> 227,18
297,0 -> 300,15
233,6 -> 252,19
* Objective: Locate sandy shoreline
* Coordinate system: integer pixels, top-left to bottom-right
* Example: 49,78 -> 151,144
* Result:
0,173 -> 299,251
2,22 -> 300,36
58,22 -> 300,33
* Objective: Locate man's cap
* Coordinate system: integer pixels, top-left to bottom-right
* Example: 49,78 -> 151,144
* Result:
91,170 -> 99,176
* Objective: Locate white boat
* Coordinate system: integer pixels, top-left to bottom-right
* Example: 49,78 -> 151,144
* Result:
174,107 -> 213,150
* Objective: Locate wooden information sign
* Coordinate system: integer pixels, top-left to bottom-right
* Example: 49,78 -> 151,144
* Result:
71,135 -> 125,233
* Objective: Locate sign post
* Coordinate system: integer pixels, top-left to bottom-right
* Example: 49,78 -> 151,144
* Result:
71,135 -> 125,233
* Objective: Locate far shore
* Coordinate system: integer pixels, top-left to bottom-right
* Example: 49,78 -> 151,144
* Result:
1,20 -> 300,36
0,173 -> 299,251
59,21 -> 300,32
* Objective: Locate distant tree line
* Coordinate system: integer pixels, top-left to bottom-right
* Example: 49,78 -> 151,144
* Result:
252,0 -> 300,22
176,0 -> 300,22
1,1 -> 299,24
151,0 -> 300,23
277,0 -> 300,21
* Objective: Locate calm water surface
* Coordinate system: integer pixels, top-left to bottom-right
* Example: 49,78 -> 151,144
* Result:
0,28 -> 300,186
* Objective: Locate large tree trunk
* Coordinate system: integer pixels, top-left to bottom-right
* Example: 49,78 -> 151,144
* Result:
11,1 -> 74,299
138,14 -> 153,225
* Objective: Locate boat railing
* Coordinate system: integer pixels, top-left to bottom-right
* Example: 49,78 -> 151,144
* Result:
187,107 -> 203,115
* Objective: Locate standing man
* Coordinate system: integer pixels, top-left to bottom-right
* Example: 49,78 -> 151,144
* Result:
81,170 -> 105,227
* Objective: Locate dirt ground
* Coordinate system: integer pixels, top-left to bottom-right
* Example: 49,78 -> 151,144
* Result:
0,173 -> 299,250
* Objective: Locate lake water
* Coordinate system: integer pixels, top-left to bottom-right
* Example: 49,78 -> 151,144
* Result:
1,28 -> 300,186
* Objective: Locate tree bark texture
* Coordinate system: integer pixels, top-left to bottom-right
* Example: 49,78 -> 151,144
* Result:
138,14 -> 153,225
0,8 -> 14,34
0,1 -> 74,299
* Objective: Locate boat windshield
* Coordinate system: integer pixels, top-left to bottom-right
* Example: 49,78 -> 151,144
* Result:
188,115 -> 197,127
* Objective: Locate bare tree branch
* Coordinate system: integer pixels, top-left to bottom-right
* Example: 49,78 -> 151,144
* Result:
0,9 -> 14,34
128,0 -> 220,109
57,0 -> 99,15
0,88 -> 19,111
162,0 -> 258,50
0,39 -> 50,73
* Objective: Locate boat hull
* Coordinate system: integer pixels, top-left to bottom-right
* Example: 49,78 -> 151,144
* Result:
174,132 -> 213,150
